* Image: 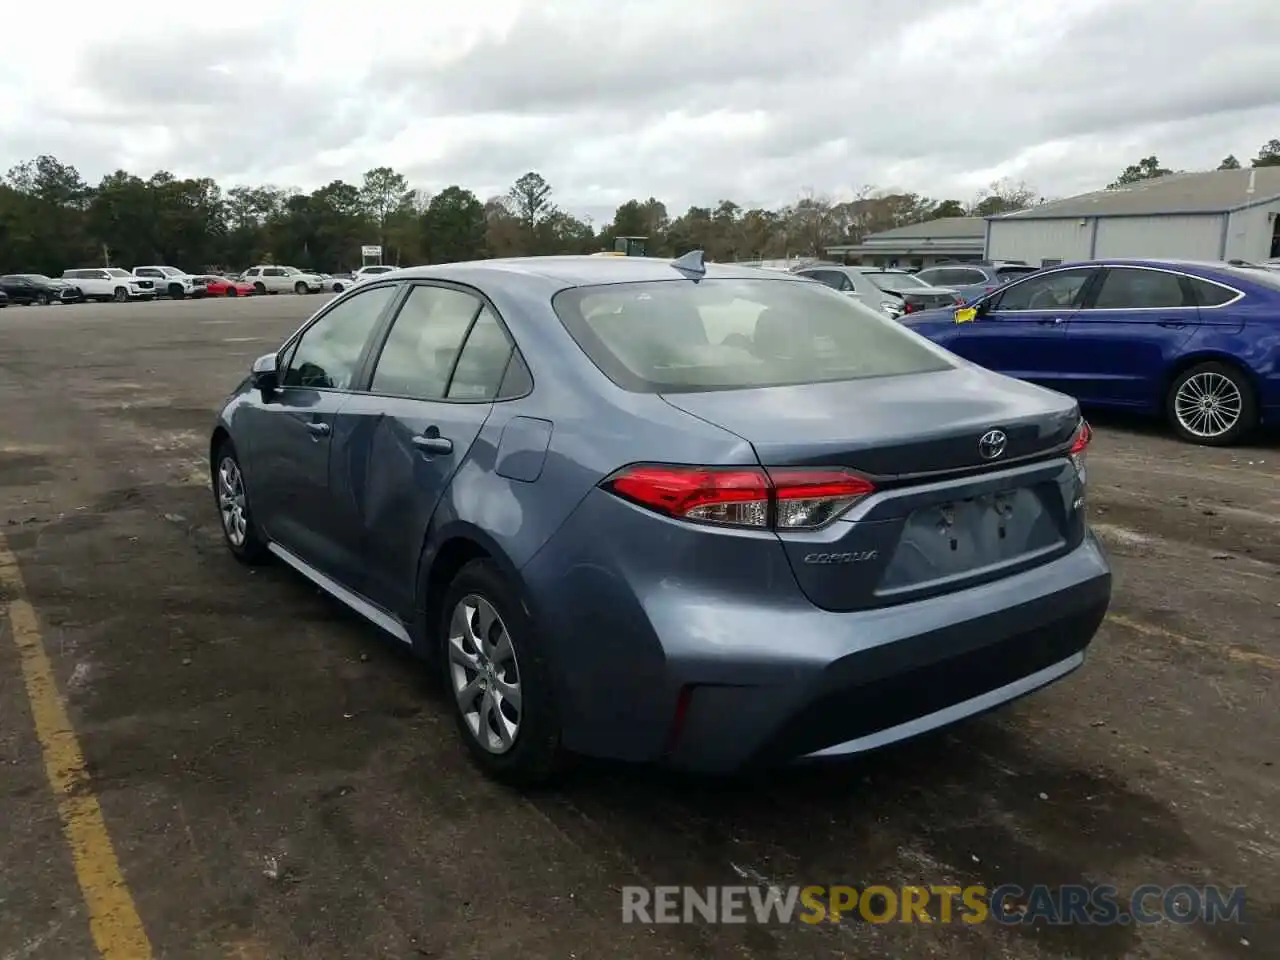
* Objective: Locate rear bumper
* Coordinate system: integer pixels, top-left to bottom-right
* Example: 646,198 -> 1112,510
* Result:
524,506 -> 1111,772
665,534 -> 1109,772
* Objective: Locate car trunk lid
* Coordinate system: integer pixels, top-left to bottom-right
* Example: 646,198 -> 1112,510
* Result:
660,366 -> 1087,611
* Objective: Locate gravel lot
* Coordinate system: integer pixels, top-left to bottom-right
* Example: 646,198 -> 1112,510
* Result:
0,296 -> 1276,959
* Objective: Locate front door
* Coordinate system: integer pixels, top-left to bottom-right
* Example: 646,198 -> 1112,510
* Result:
245,282 -> 401,583
944,266 -> 1098,390
331,283 -> 521,620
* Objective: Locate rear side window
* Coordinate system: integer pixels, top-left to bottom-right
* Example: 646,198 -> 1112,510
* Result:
995,266 -> 1038,280
1091,268 -> 1189,309
1185,276 -> 1240,306
551,278 -> 953,393
447,307 -> 515,400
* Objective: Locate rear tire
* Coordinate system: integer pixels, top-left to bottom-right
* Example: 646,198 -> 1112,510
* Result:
168,284 -> 184,300
225,287 -> 237,297
212,440 -> 270,564
1166,360 -> 1256,446
253,282 -> 266,295
439,560 -> 563,786
333,282 -> 344,293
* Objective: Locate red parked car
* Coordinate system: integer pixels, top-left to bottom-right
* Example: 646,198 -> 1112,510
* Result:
198,275 -> 256,297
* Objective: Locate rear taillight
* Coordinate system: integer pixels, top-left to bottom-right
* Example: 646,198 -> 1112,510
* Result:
902,302 -> 916,313
1069,419 -> 1091,483
603,464 -> 875,530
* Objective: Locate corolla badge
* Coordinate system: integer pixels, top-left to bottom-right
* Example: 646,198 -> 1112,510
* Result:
978,429 -> 1008,460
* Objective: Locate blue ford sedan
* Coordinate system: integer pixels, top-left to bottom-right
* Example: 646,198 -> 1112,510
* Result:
902,259 -> 1280,445
210,254 -> 1110,784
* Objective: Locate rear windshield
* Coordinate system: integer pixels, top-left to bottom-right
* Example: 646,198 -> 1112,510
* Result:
1220,265 -> 1280,291
867,272 -> 925,292
551,277 -> 953,393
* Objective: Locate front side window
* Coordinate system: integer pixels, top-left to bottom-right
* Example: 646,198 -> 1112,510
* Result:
552,277 -> 953,393
106,268 -> 131,278
370,285 -> 483,400
281,284 -> 398,390
994,268 -> 1095,311
1091,268 -> 1188,309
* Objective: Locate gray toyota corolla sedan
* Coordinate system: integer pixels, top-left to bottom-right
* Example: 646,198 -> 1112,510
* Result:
210,252 -> 1111,784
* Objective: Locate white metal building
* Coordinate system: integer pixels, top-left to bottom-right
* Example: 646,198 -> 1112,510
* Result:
826,217 -> 986,268
985,168 -> 1280,266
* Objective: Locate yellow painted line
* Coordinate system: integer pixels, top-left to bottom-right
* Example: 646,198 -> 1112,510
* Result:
1107,613 -> 1280,672
0,536 -> 153,959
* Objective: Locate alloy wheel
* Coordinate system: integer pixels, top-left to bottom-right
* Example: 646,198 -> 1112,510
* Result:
217,456 -> 248,546
1173,371 -> 1243,440
447,595 -> 522,754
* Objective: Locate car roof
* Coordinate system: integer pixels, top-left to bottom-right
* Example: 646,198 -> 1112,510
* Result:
393,255 -> 804,289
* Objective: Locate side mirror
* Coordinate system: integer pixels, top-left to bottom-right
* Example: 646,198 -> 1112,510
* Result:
250,352 -> 279,395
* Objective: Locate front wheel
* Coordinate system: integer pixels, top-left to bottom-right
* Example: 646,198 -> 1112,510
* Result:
169,284 -> 184,300
1167,361 -> 1257,446
332,282 -> 344,293
294,281 -> 308,295
440,560 -> 563,785
225,287 -> 237,297
36,292 -> 50,306
212,442 -> 270,564
113,287 -> 129,302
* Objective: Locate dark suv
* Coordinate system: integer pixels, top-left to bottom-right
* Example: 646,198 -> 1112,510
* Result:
0,274 -> 84,305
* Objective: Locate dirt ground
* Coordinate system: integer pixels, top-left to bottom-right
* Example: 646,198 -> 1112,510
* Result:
0,296 -> 1275,960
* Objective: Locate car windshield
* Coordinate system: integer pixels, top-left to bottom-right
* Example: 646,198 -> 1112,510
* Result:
867,272 -> 928,292
284,267 -> 301,275
552,277 -> 953,393
106,268 -> 131,278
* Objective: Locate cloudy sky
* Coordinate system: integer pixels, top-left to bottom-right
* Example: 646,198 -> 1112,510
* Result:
3,0 -> 1279,224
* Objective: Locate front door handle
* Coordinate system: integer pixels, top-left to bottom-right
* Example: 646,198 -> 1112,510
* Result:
1157,320 -> 1187,329
305,421 -> 331,437
412,434 -> 453,455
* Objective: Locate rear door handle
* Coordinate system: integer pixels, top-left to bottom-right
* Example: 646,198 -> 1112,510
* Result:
1157,320 -> 1187,329
412,434 -> 453,455
1037,317 -> 1065,325
305,421 -> 331,437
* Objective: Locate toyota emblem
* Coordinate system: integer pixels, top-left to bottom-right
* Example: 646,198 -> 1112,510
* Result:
978,429 -> 1008,460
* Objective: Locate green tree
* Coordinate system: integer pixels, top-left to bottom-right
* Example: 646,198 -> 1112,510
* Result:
421,186 -> 487,263
1108,156 -> 1172,189
1218,155 -> 1242,170
359,166 -> 412,251
1251,139 -> 1280,168
929,199 -> 967,219
507,172 -> 555,244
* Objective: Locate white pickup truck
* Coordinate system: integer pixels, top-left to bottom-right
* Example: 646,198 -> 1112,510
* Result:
62,268 -> 158,302
132,266 -> 208,299
240,265 -> 324,295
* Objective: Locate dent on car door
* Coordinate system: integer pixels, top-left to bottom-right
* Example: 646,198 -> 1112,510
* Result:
947,267 -> 1096,388
244,282 -> 400,583
1060,266 -> 1203,409
331,283 -> 521,620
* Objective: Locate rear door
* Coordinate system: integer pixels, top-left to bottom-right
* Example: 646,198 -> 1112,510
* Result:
1057,265 -> 1201,409
941,266 -> 1098,390
332,282 -> 521,619
244,283 -> 400,583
